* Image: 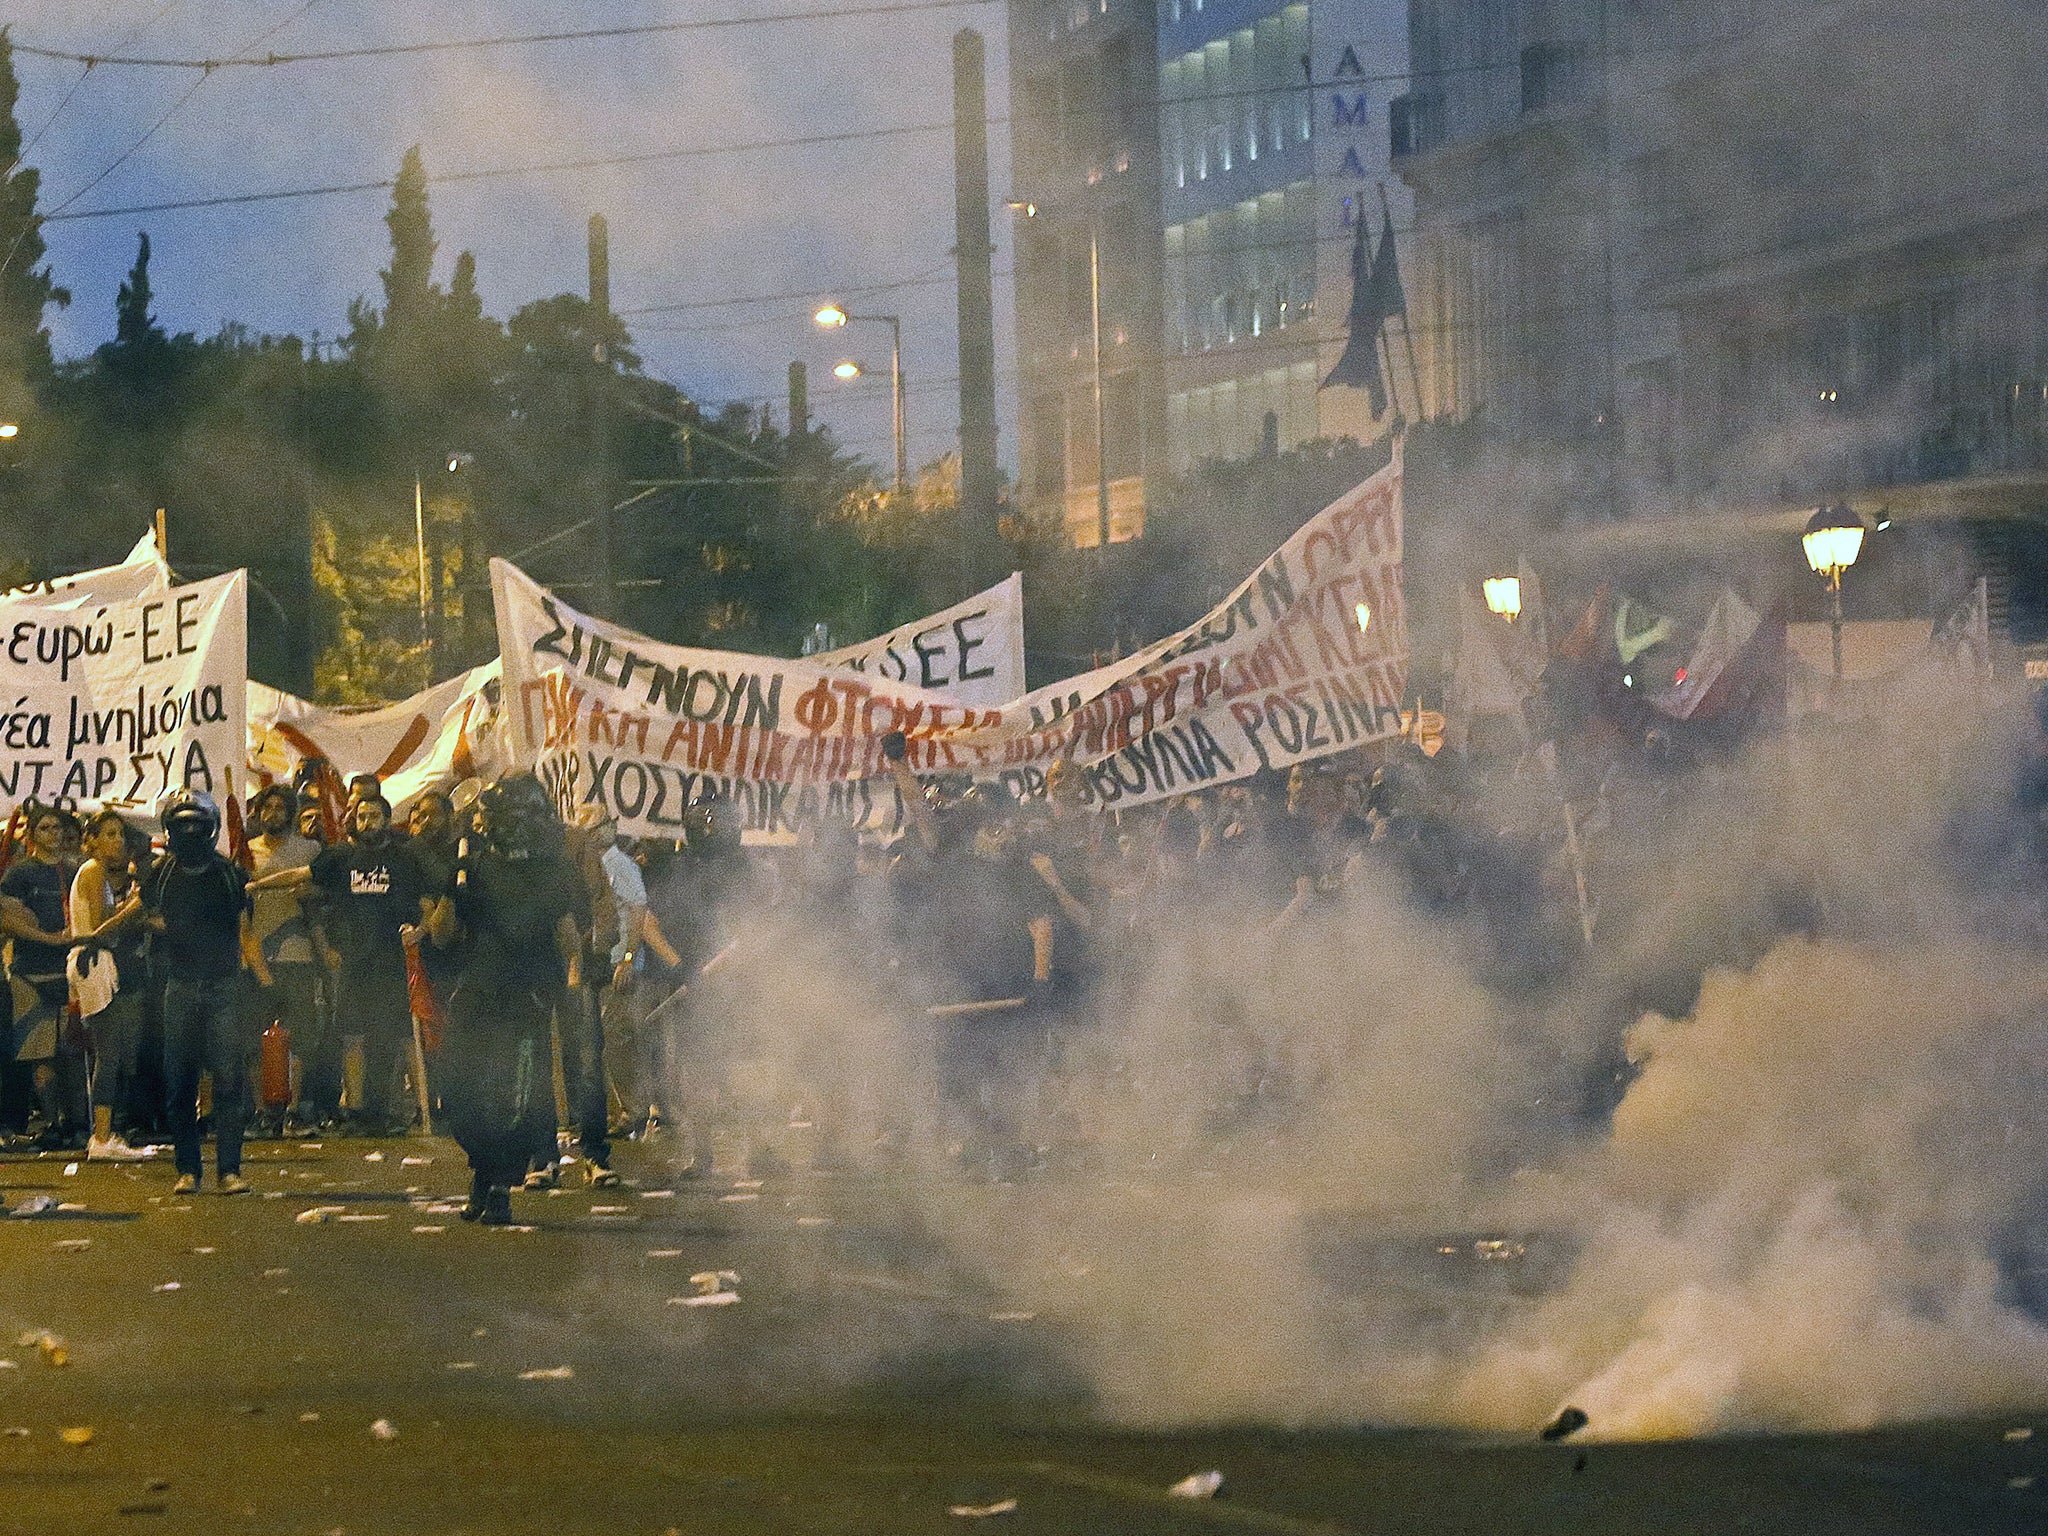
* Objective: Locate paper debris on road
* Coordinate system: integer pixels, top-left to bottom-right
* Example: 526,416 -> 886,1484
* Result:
369,1418 -> 398,1441
668,1292 -> 741,1308
1168,1471 -> 1224,1499
517,1366 -> 574,1381
363,1152 -> 385,1162
0,1361 -> 15,1371
946,1497 -> 1017,1518
640,1190 -> 675,1199
1,1428 -> 26,1438
191,1246 -> 215,1255
62,1163 -> 77,1176
445,1361 -> 477,1371
691,1270 -> 739,1295
151,1282 -> 181,1293
295,1207 -> 346,1225
334,1213 -> 390,1223
53,1239 -> 89,1252
262,1268 -> 289,1279
2004,1427 -> 2034,1442
646,1249 -> 683,1259
400,1157 -> 432,1167
590,1205 -> 629,1214
299,1412 -> 319,1422
2011,1476 -> 2037,1490
795,1216 -> 832,1228
32,1333 -> 68,1367
412,1225 -> 445,1234
58,1426 -> 93,1446
719,1192 -> 760,1203
12,1195 -> 57,1216
732,1179 -> 765,1190
988,1311 -> 1037,1323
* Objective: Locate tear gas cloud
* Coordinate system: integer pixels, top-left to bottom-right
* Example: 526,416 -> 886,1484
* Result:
650,701 -> 2048,1441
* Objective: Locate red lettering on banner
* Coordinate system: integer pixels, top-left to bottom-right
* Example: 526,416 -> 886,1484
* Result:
700,723 -> 735,773
662,718 -> 698,763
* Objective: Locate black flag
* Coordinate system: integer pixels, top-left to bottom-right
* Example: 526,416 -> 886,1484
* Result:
1321,204 -> 1389,418
1366,203 -> 1406,323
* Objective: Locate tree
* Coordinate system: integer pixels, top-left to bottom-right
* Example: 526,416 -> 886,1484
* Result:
0,27 -> 68,397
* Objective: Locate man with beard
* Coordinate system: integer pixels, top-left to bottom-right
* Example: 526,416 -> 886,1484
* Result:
142,792 -> 261,1195
246,785 -> 329,1134
434,775 -> 582,1226
262,795 -> 440,1135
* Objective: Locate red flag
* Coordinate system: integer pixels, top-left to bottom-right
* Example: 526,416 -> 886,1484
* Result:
401,928 -> 445,1053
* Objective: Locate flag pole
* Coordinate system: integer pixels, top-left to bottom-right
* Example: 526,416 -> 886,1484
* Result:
1378,183 -> 1425,420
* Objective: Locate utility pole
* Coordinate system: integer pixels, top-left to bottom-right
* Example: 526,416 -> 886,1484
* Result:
788,361 -> 810,441
589,213 -> 616,620
953,27 -> 1000,579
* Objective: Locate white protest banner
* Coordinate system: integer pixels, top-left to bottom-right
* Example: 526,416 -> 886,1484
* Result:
0,570 -> 246,815
5,530 -> 171,606
248,659 -> 510,813
493,448 -> 1405,837
812,573 -> 1025,708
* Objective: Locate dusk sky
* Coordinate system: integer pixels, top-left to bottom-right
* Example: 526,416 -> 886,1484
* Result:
13,0 -> 1015,478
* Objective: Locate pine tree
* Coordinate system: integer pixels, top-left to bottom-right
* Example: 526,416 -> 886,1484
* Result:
114,231 -> 163,350
0,27 -> 69,391
379,145 -> 436,335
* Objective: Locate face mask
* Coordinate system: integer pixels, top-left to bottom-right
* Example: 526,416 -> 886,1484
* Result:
166,827 -> 214,862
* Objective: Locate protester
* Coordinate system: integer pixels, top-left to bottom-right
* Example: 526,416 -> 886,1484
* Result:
434,775 -> 582,1226
260,794 -> 439,1135
68,810 -> 153,1160
247,785 -> 330,1134
142,791 -> 260,1195
2,804 -> 86,1149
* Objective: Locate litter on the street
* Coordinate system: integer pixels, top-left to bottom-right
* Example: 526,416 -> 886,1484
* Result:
53,1239 -> 89,1252
369,1419 -> 398,1441
151,1282 -> 181,1293
412,1225 -> 445,1234
946,1497 -> 1018,1518
2004,1427 -> 2034,1442
668,1292 -> 741,1308
12,1195 -> 57,1216
335,1213 -> 390,1223
1168,1471 -> 1224,1499
295,1207 -> 346,1225
518,1366 -> 574,1380
1541,1407 -> 1590,1442
58,1426 -> 93,1446
646,1249 -> 682,1258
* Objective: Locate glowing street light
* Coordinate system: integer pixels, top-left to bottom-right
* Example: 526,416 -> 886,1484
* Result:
833,360 -> 864,381
1483,575 -> 1523,622
1803,503 -> 1866,679
814,303 -> 902,493
0,423 -> 18,440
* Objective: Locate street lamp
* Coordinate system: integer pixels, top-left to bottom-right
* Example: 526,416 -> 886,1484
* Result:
1483,576 -> 1523,622
1009,196 -> 1109,550
0,423 -> 17,440
415,452 -> 471,682
1803,503 -> 1865,679
833,360 -> 865,382
816,304 -> 904,495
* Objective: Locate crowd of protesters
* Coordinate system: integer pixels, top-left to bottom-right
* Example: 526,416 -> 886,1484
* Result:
15,681 -> 1978,1216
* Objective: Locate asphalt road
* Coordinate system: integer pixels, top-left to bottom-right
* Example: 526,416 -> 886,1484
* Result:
1,1137 -> 2043,1536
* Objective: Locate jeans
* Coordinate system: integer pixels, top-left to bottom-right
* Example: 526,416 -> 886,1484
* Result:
335,966 -> 410,1127
557,986 -> 610,1164
163,974 -> 247,1179
88,991 -> 143,1134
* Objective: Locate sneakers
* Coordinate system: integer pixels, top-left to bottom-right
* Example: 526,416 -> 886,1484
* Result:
172,1173 -> 198,1195
217,1172 -> 252,1196
86,1134 -> 154,1162
521,1162 -> 560,1191
587,1163 -> 622,1189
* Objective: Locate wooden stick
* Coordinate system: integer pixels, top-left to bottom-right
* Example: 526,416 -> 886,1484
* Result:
926,997 -> 1027,1019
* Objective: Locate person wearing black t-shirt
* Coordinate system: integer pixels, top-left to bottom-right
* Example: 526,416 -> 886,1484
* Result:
261,795 -> 439,1135
142,792 -> 261,1195
2,804 -> 85,1148
435,776 -> 582,1225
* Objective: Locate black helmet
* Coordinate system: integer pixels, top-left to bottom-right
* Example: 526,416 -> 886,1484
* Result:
474,773 -> 562,859
159,790 -> 221,858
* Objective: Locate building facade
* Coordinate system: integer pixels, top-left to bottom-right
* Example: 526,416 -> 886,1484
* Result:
1395,0 -> 2048,650
1007,0 -> 1408,546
